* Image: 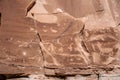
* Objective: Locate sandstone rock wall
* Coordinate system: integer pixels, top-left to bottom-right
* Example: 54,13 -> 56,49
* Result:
0,0 -> 120,80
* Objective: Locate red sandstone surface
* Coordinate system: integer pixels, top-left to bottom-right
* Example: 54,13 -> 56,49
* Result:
0,0 -> 120,79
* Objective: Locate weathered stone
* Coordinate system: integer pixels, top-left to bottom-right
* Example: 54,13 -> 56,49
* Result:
82,27 -> 119,65
108,0 -> 120,25
0,0 -> 43,74
66,75 -> 98,80
0,0 -> 120,77
7,78 -> 28,80
99,74 -> 120,80
39,14 -> 85,68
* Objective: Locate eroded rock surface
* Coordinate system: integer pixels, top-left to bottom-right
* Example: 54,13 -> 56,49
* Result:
0,0 -> 120,78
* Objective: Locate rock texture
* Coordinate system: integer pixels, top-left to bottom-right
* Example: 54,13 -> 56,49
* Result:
0,0 -> 120,80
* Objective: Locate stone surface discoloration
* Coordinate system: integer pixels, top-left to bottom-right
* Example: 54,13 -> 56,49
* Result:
39,15 -> 85,68
99,74 -> 120,80
0,0 -> 44,74
0,0 -> 120,78
82,27 -> 119,65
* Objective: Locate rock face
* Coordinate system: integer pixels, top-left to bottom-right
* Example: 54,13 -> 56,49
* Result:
0,0 -> 43,74
82,28 -> 118,65
0,0 -> 120,78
